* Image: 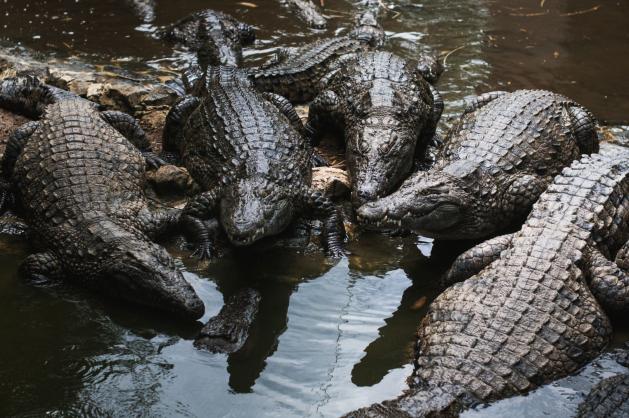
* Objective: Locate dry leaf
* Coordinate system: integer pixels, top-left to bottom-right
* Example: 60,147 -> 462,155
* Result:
237,2 -> 258,8
411,296 -> 428,310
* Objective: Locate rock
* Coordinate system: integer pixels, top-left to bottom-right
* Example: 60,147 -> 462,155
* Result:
135,109 -> 169,152
0,45 -> 179,152
0,108 -> 29,156
146,164 -> 199,196
312,166 -> 350,198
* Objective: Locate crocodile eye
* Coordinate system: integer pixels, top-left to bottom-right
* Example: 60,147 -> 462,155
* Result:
378,134 -> 398,154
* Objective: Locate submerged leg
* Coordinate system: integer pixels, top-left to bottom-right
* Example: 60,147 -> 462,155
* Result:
442,233 -> 515,287
19,252 -> 64,284
194,288 -> 261,353
588,244 -> 629,313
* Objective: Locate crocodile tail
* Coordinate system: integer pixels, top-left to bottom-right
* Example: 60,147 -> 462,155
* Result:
0,75 -> 76,118
344,384 -> 470,418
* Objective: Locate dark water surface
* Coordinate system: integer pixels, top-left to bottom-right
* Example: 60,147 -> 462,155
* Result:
1,1 -> 628,417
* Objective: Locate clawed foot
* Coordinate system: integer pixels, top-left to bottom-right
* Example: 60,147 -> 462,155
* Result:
326,246 -> 346,259
143,151 -> 167,170
312,153 -> 330,167
191,242 -> 212,260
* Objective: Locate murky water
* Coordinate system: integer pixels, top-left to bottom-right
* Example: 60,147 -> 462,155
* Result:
1,0 -> 629,416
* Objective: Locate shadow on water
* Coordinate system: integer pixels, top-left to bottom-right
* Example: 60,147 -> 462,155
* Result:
1,0 -> 629,416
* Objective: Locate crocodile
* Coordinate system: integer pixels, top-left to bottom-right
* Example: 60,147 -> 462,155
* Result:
306,50 -> 443,206
0,76 -> 206,319
128,0 -> 156,23
357,90 -> 599,239
348,11 -> 386,48
346,144 -> 629,417
162,66 -> 345,257
280,0 -> 327,29
160,9 -> 255,67
247,37 -> 368,103
575,345 -> 629,418
577,373 -> 629,418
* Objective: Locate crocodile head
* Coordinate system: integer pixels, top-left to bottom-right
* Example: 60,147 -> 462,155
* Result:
347,113 -> 420,206
356,171 -> 478,239
102,239 -> 204,320
220,177 -> 296,246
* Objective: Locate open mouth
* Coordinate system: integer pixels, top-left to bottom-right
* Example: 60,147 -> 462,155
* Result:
228,227 -> 267,246
357,212 -> 404,228
357,202 -> 446,229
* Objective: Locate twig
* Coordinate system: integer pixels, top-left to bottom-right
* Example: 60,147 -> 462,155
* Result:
509,10 -> 549,16
441,45 -> 465,67
560,5 -> 600,16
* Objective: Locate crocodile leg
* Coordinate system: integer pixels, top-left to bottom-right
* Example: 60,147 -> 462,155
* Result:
305,90 -> 343,146
181,190 -> 222,259
262,92 -> 305,134
194,288 -> 261,353
304,189 -> 345,257
137,206 -> 181,238
162,95 -> 202,161
462,91 -> 508,115
19,251 -> 64,284
500,174 -> 548,221
2,121 -> 39,179
416,51 -> 444,84
429,84 -> 445,128
416,84 -> 445,170
182,63 -> 206,94
566,104 -> 599,155
0,76 -> 74,118
263,92 -> 328,167
588,244 -> 629,313
0,121 -> 39,213
442,233 -> 515,287
100,110 -> 164,169
0,180 -> 12,215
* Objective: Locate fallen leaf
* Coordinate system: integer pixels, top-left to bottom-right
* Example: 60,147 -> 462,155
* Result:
237,2 -> 258,8
411,296 -> 428,310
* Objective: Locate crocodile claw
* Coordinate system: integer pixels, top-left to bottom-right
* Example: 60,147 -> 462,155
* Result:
312,153 -> 330,167
326,246 -> 346,259
191,242 -> 212,260
143,151 -> 167,170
